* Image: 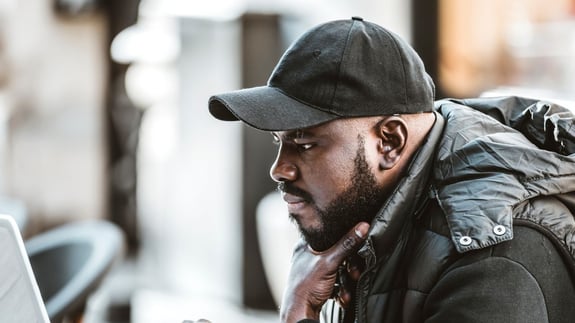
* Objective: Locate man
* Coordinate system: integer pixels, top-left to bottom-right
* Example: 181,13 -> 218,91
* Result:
208,17 -> 575,323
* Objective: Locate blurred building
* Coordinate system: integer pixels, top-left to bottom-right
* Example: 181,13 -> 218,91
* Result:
0,0 -> 110,235
439,0 -> 575,100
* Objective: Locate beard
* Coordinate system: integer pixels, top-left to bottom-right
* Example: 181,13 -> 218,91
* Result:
280,138 -> 388,251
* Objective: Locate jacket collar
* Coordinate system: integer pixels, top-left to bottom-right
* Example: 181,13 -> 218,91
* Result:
360,111 -> 445,261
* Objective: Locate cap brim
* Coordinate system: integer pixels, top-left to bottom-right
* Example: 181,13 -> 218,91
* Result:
208,86 -> 339,131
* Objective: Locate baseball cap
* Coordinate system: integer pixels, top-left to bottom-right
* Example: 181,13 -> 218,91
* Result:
208,16 -> 435,131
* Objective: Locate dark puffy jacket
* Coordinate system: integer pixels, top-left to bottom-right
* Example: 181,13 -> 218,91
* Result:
346,96 -> 575,323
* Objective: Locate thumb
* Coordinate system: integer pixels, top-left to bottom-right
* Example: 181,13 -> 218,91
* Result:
326,222 -> 370,264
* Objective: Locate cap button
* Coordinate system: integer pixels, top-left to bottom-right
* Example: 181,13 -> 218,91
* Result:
351,16 -> 364,21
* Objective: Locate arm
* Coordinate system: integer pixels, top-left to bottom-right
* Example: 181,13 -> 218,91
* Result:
423,256 -> 549,323
280,222 -> 369,323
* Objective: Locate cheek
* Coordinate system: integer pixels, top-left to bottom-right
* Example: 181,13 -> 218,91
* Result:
363,138 -> 385,176
364,148 -> 382,173
304,157 -> 354,207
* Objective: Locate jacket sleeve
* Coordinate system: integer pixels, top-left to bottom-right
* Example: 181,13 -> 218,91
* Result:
422,256 -> 549,323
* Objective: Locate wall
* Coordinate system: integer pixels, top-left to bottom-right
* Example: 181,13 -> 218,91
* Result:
0,0 -> 107,233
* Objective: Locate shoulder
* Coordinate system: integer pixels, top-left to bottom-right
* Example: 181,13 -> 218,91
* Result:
418,224 -> 575,322
409,194 -> 575,291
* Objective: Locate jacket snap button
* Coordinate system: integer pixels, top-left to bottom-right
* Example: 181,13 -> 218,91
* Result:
459,236 -> 472,246
493,225 -> 506,236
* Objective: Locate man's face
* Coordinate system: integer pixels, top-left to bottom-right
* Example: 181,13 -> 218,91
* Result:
270,118 -> 388,251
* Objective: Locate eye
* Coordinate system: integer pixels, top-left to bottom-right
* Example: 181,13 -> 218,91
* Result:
296,143 -> 314,151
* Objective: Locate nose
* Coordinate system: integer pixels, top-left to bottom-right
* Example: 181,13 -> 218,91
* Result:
269,151 -> 298,183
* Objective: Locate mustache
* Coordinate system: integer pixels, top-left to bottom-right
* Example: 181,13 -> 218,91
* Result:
277,182 -> 314,203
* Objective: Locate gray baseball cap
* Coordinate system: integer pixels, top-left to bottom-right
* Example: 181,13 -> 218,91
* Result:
209,17 -> 435,131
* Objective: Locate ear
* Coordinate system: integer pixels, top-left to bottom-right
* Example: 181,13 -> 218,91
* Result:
375,116 -> 408,170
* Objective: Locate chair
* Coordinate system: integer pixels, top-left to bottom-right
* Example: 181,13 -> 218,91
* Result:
25,219 -> 125,323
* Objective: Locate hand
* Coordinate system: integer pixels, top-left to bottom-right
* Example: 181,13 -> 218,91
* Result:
335,252 -> 365,312
280,222 -> 370,323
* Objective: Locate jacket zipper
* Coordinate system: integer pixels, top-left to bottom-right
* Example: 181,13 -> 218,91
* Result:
352,238 -> 377,323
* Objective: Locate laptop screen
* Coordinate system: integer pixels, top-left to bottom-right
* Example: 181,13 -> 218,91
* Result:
0,214 -> 50,323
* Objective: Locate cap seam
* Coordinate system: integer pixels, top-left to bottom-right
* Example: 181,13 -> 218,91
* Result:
380,28 -> 408,108
330,19 -> 356,112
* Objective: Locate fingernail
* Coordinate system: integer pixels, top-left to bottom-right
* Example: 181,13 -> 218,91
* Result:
355,222 -> 369,238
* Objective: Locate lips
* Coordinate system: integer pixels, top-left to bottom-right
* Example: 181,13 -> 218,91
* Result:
282,192 -> 308,213
282,192 -> 305,204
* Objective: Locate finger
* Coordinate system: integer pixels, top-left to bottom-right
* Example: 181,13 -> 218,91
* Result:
347,264 -> 362,281
337,288 -> 353,309
327,222 -> 370,264
346,253 -> 364,281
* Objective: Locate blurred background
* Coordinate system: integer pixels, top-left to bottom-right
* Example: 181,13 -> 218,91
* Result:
0,0 -> 574,322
